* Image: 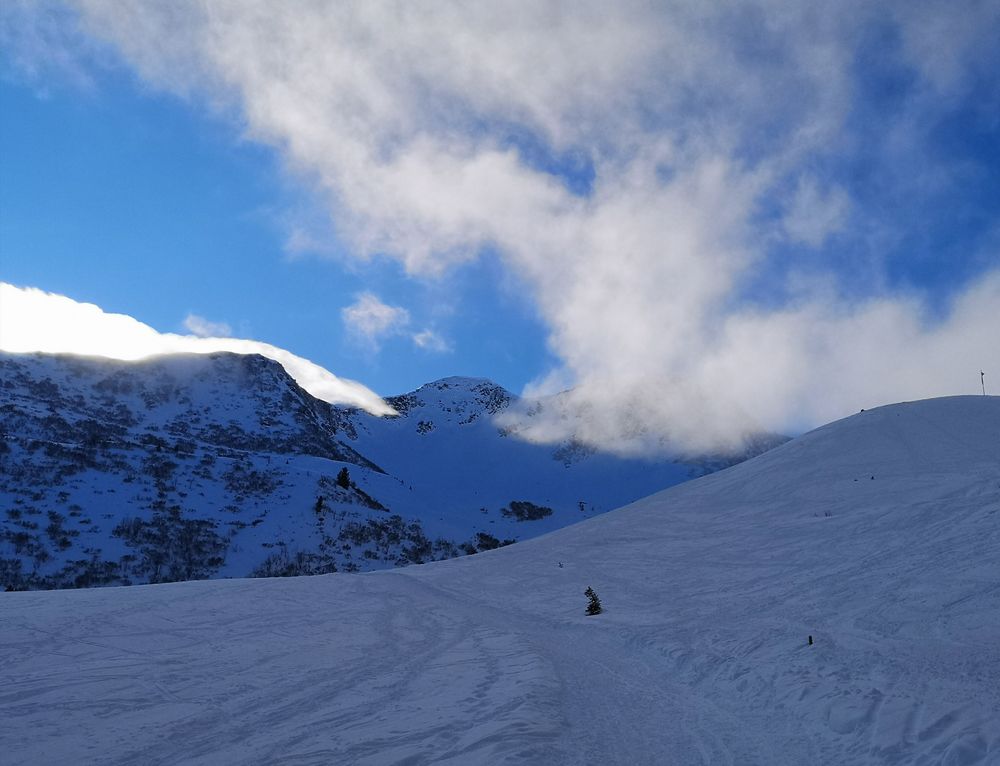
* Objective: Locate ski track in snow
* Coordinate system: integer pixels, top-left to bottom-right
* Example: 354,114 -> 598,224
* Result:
2,396 -> 999,764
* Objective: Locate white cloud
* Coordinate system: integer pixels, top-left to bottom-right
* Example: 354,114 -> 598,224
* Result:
0,0 -> 104,92
340,295 -> 451,354
183,313 -> 232,338
341,292 -> 410,349
782,178 -> 851,249
412,329 -> 451,354
0,283 -> 394,416
20,2 -> 1000,450
507,271 -> 1000,453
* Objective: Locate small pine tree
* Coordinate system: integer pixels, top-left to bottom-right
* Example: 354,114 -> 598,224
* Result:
585,586 -> 602,615
336,467 -> 351,489
313,496 -> 325,514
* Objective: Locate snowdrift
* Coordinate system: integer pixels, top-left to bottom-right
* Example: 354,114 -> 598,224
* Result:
2,396 -> 998,764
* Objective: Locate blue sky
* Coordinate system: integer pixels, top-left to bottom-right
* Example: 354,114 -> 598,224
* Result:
1,1 -> 998,449
0,65 -> 556,395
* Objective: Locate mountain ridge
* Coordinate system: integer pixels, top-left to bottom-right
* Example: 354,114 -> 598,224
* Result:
0,350 -> 785,589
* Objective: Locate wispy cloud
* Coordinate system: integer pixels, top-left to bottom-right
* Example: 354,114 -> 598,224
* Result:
412,329 -> 451,354
782,178 -> 851,250
0,0 -> 104,92
14,1 -> 1000,450
341,292 -> 450,355
0,283 -> 394,415
183,313 -> 232,338
341,292 -> 410,350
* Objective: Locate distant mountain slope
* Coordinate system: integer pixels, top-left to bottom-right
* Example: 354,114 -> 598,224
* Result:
0,352 -> 784,589
2,396 -> 996,764
335,375 -> 785,536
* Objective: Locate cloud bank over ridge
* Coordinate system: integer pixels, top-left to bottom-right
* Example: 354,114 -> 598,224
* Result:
12,1 -> 1000,450
0,283 -> 394,416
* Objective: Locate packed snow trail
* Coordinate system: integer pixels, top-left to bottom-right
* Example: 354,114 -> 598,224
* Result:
2,396 -> 999,764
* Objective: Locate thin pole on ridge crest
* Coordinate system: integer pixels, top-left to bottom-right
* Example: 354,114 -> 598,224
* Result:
982,370 -> 987,396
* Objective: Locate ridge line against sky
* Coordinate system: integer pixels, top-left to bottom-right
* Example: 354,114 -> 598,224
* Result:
0,283 -> 394,415
1,0 -> 998,452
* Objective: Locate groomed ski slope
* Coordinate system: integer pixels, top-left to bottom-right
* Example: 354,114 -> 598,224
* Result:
2,396 -> 998,765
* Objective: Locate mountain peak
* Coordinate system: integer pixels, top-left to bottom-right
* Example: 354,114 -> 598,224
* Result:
379,376 -> 516,421
417,376 -> 509,392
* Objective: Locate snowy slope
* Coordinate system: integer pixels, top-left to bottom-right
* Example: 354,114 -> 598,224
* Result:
0,351 -> 407,586
335,375 -> 771,541
2,396 -> 997,764
1,352 -> 780,588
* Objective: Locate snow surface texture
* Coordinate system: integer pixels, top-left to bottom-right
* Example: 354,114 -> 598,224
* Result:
0,352 -> 779,588
2,396 -> 997,764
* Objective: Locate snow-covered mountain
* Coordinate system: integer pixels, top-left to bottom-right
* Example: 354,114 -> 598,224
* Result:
2,395 -> 996,764
0,352 -> 783,589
